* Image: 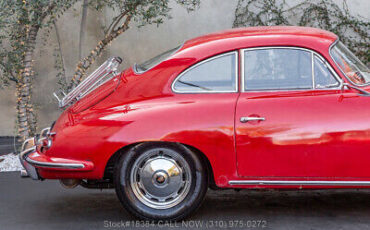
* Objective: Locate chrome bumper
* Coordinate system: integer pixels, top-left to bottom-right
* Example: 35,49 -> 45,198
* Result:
19,146 -> 40,180
19,137 -> 87,180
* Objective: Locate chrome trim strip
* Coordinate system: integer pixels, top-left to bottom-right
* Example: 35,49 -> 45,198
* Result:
240,49 -> 245,93
171,51 -> 239,94
240,46 -> 342,92
20,146 -> 85,170
311,52 -> 315,88
229,180 -> 370,186
25,157 -> 85,169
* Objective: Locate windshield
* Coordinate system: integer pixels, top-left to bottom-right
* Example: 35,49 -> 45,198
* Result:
330,41 -> 370,85
134,45 -> 181,73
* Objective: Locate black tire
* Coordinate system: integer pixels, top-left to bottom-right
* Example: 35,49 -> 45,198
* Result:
114,142 -> 208,221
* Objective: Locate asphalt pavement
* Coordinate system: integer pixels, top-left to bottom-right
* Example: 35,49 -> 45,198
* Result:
0,137 -> 20,155
1,172 -> 370,230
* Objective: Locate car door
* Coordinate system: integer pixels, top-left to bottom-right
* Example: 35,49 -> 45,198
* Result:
235,47 -> 370,178
171,51 -> 240,179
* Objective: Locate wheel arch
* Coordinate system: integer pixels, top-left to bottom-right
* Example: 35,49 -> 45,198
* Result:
103,141 -> 217,189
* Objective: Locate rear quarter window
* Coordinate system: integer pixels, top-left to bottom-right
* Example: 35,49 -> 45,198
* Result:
172,52 -> 238,93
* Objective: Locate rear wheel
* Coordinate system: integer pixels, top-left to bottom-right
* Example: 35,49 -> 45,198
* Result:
114,143 -> 208,220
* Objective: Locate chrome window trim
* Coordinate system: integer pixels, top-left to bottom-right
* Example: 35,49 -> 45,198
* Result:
240,49 -> 245,93
313,53 -> 341,88
229,180 -> 370,186
240,46 -> 342,92
311,52 -> 315,88
329,39 -> 370,87
171,51 -> 239,94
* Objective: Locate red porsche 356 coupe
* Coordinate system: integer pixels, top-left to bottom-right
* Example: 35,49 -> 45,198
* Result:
20,26 -> 370,220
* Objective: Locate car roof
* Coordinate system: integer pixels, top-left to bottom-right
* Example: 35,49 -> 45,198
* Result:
179,26 -> 338,56
184,26 -> 337,47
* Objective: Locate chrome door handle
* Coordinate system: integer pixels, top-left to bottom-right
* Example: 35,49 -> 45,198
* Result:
240,116 -> 265,123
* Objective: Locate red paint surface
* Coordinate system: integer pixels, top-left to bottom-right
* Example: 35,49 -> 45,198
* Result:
35,26 -> 370,188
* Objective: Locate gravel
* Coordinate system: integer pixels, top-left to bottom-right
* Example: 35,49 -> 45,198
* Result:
0,153 -> 23,172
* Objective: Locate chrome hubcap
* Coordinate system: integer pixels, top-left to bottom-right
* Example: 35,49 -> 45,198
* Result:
130,148 -> 191,209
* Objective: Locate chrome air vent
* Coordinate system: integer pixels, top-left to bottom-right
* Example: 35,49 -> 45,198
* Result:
53,57 -> 122,108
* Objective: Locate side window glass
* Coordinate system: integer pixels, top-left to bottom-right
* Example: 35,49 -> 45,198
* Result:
244,49 -> 313,90
173,52 -> 237,93
314,55 -> 339,88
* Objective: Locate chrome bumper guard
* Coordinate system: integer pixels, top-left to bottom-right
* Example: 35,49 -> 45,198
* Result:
19,146 -> 39,180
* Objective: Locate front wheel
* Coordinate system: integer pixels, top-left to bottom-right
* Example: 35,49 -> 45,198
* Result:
114,143 -> 208,221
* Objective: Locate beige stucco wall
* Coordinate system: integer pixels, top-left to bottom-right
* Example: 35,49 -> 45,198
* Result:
0,0 -> 368,135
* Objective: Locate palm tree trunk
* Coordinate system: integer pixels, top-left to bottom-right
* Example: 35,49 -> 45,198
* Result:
15,2 -> 57,142
16,82 -> 30,142
18,25 -> 39,140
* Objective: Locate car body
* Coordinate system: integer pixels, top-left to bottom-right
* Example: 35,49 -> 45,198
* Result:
20,26 -> 370,220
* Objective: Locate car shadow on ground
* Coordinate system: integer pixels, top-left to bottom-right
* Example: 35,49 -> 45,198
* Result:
1,172 -> 370,230
27,188 -> 370,229
48,188 -> 370,218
